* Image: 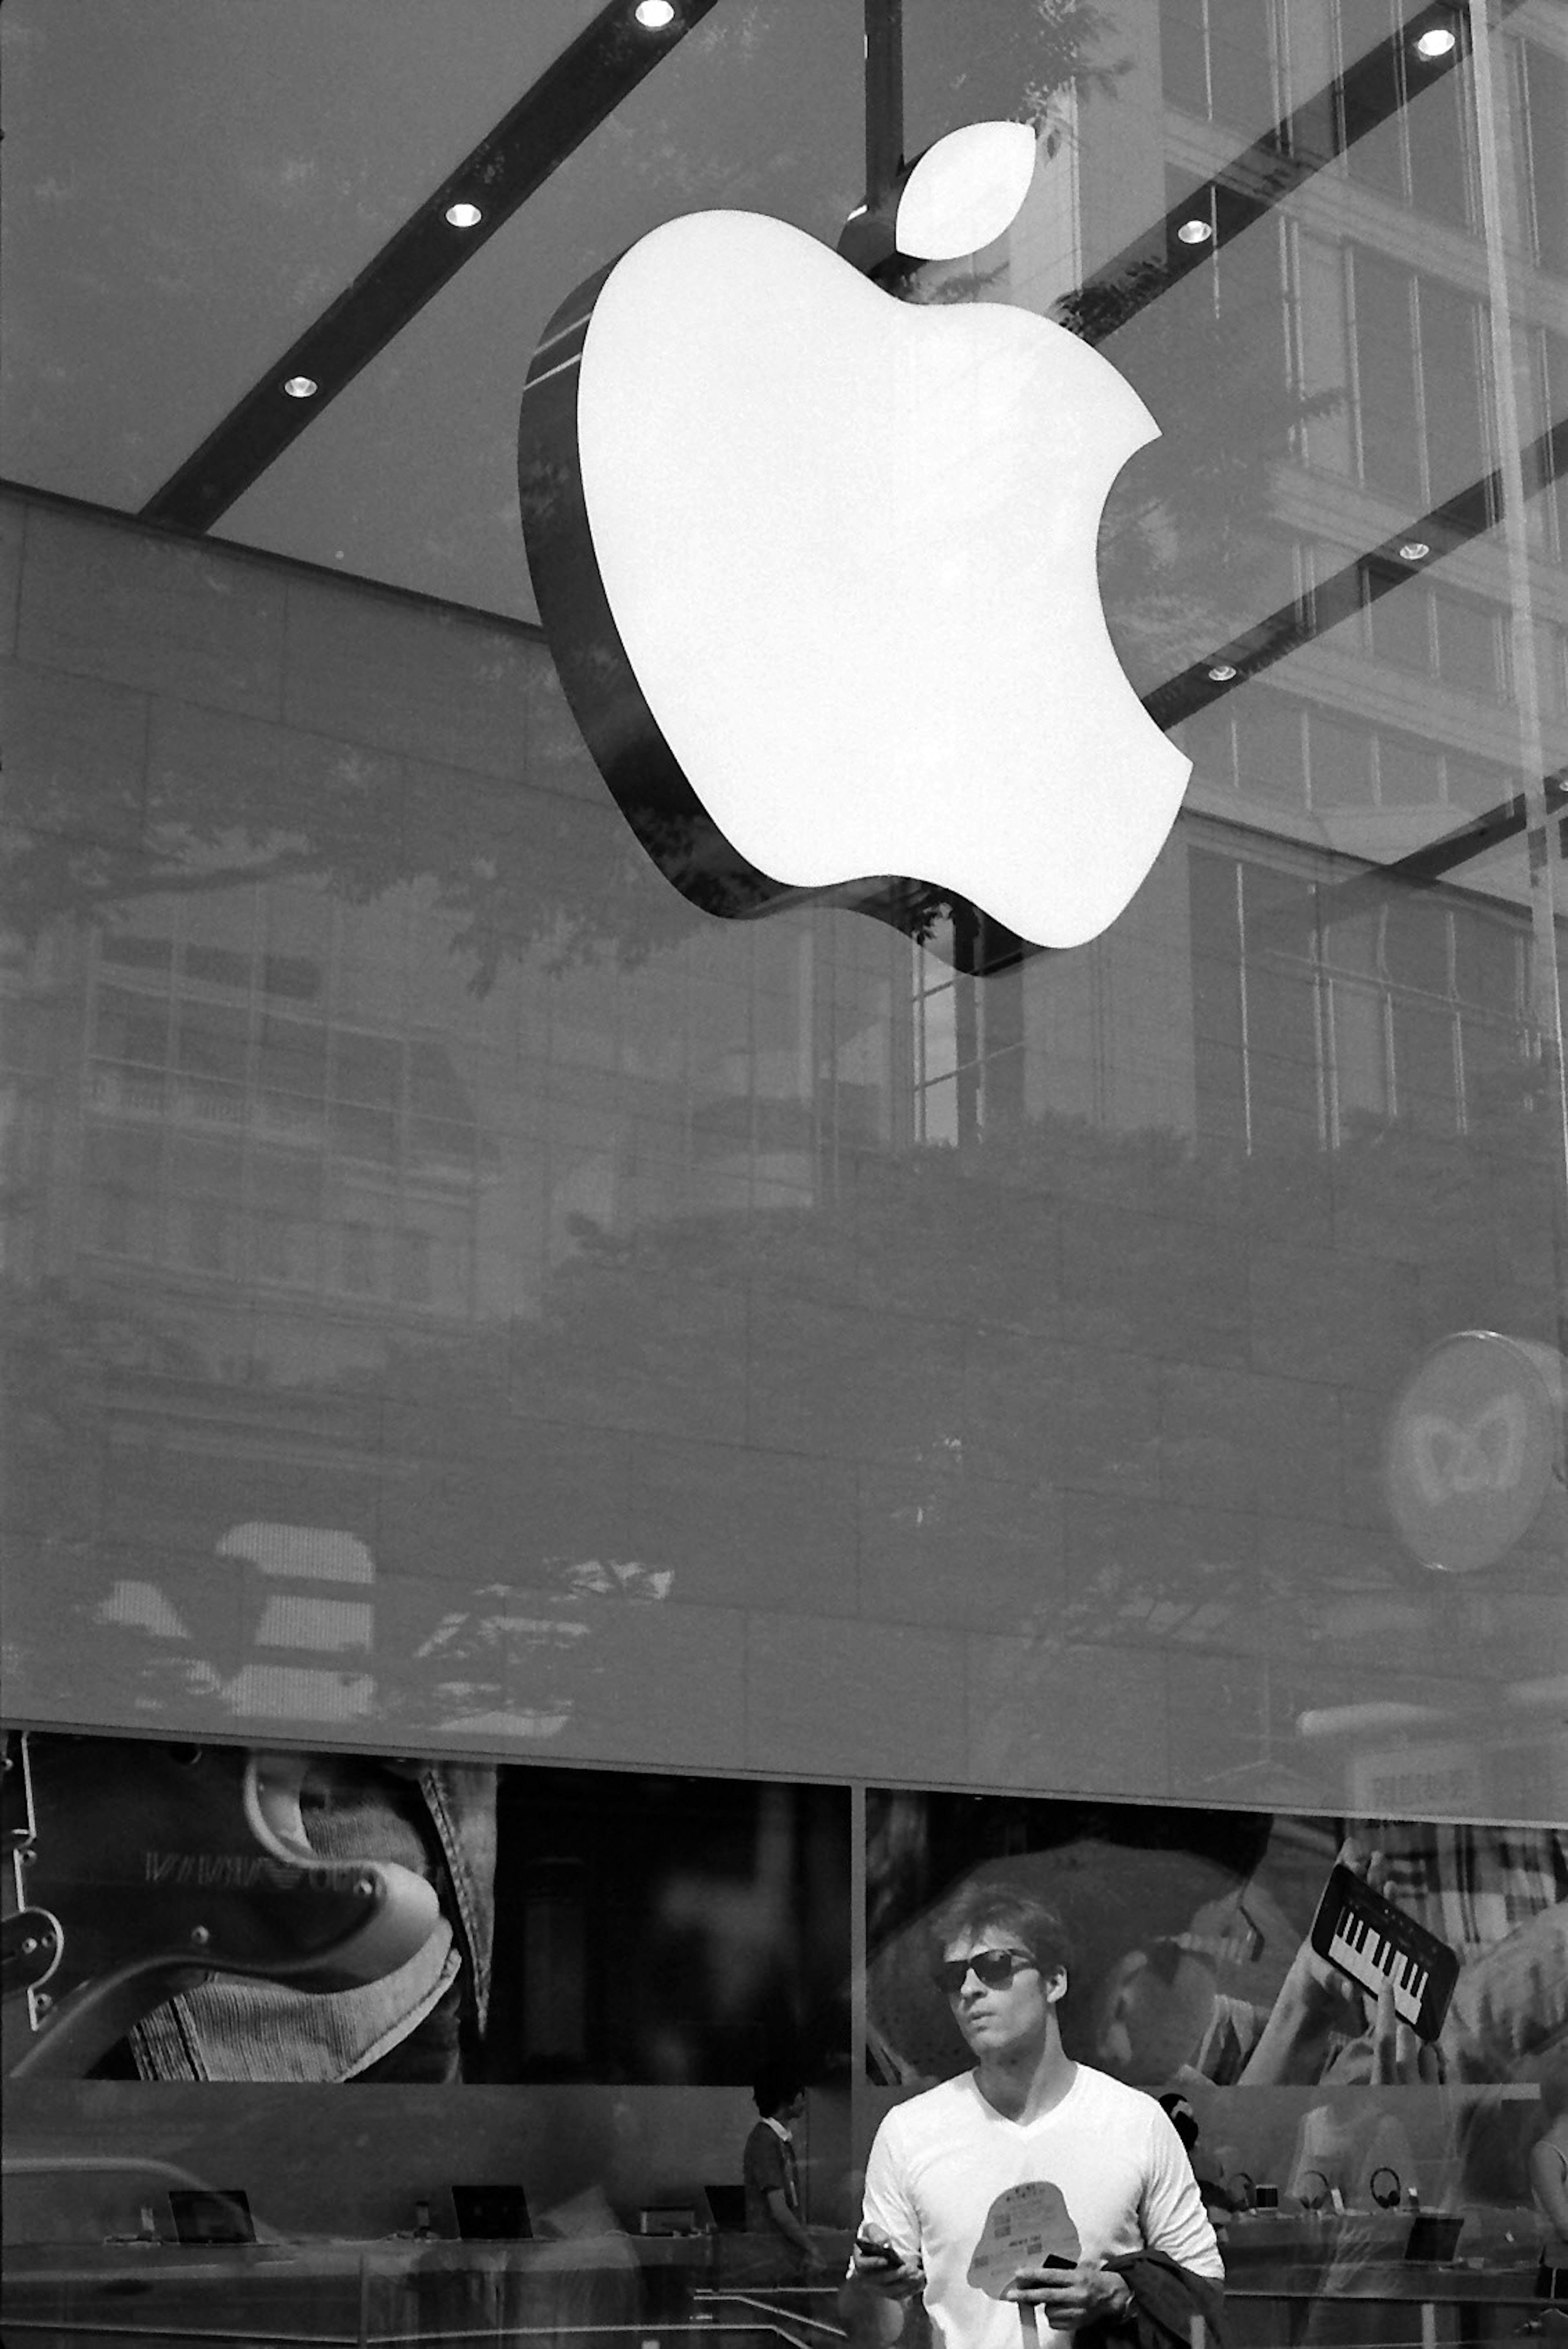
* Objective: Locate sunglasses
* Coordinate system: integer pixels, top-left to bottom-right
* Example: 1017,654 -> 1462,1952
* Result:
931,1948 -> 1038,1996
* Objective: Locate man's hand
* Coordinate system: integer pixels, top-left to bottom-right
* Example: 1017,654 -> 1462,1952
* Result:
839,2230 -> 924,2348
848,2231 -> 925,2298
1006,2262 -> 1133,2331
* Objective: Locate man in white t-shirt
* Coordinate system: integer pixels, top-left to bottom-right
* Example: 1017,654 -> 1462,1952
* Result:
841,1885 -> 1223,2349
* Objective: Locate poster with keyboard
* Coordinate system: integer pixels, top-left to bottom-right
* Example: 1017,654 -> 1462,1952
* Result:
1307,1863 -> 1459,2043
864,1790 -> 1568,2126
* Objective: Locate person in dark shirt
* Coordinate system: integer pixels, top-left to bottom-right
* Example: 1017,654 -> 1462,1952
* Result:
743,2064 -> 822,2273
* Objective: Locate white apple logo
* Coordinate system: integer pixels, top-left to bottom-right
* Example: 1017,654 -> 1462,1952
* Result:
519,122 -> 1189,951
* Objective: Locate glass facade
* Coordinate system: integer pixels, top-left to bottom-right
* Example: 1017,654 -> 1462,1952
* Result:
1,0 -> 1565,2340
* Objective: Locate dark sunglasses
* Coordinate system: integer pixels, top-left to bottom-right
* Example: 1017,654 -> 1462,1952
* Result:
931,1948 -> 1037,1996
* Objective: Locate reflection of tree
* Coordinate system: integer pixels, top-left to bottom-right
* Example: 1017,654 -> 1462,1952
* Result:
385,1086 -> 1559,1692
15,1067 -> 1559,1723
4,716 -> 709,990
1060,262 -> 1344,694
2,1275 -> 203,1546
8,996 -> 1559,1738
908,0 -> 1127,128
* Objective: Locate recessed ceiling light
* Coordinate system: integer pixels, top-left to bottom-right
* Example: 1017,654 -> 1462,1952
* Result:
1207,663 -> 1239,682
1176,218 -> 1214,245
634,0 -> 676,24
282,376 -> 318,399
1413,24 -> 1458,60
445,201 -> 483,229
1399,540 -> 1431,561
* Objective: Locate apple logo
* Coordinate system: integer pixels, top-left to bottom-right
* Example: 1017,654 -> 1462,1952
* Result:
518,121 -> 1189,954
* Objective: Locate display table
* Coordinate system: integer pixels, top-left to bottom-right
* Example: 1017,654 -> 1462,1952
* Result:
1220,2215 -> 1553,2349
1,2227 -> 710,2347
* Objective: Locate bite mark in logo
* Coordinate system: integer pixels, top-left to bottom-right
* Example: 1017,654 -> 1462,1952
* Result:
519,122 -> 1189,953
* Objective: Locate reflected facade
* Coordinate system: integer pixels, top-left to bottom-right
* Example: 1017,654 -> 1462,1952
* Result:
2,0 -> 1566,2339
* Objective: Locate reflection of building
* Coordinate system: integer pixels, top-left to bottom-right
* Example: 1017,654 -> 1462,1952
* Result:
19,885 -> 905,1386
913,0 -> 1566,1154
82,903 -> 497,1365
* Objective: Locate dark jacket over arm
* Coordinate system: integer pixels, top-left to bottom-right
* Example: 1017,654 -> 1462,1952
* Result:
1083,2249 -> 1227,2349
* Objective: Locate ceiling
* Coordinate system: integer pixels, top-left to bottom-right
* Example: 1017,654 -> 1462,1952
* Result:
1,0 -> 868,623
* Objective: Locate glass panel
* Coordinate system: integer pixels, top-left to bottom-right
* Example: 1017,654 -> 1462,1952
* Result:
7,6 -> 1564,2313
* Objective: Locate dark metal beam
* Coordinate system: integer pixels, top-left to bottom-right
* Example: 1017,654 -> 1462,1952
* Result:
864,0 -> 905,210
140,0 -> 721,533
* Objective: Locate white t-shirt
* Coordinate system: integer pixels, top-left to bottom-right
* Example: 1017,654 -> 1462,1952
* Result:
860,2064 -> 1222,2349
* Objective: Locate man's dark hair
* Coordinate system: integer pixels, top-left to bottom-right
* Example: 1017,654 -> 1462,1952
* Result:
927,1881 -> 1074,1986
752,2062 -> 805,2116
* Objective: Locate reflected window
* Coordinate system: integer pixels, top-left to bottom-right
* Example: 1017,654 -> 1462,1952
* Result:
100,931 -> 173,975
172,1197 -> 240,1276
339,1219 -> 379,1295
1536,332 -> 1568,557
1348,249 -> 1488,510
1376,733 -> 1443,808
1338,0 -> 1475,225
1432,590 -> 1504,698
260,953 -> 323,1002
183,943 -> 250,990
84,1123 -> 160,1260
94,985 -> 169,1069
1160,0 -> 1278,132
1192,849 -> 1532,1151
78,915 -> 495,1319
1234,692 -> 1308,806
1307,710 -> 1375,810
1517,39 -> 1568,275
1360,567 -> 1506,699
394,1229 -> 432,1306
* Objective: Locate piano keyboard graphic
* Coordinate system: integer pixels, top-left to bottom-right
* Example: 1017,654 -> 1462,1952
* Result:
1307,1865 -> 1459,2042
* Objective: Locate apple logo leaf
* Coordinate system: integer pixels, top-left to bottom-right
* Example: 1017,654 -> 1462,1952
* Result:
895,120 -> 1039,262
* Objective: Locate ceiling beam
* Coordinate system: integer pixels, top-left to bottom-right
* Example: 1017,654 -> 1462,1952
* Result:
864,0 -> 904,209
